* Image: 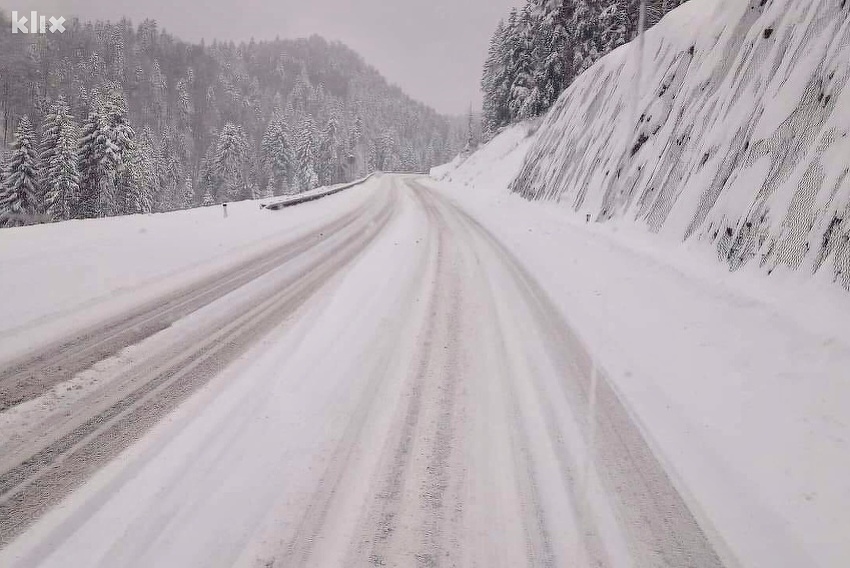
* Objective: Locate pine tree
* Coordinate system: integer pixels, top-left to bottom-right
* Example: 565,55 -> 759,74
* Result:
176,77 -> 193,129
264,174 -> 276,199
0,116 -> 41,226
261,115 -> 293,194
198,132 -> 219,204
77,87 -> 135,218
495,10 -> 522,125
533,0 -> 571,111
318,113 -> 342,185
481,20 -> 507,137
374,129 -> 396,171
103,89 -> 136,216
125,127 -> 155,214
156,132 -> 181,212
599,3 -> 629,56
76,108 -> 107,219
184,175 -> 195,208
40,97 -> 80,222
465,108 -> 474,152
213,122 -> 248,201
509,5 -> 545,120
295,115 -> 319,191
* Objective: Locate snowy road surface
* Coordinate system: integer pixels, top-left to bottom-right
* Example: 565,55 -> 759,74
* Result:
0,175 -> 731,567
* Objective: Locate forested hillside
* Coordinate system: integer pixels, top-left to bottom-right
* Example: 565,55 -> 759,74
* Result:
0,13 -> 463,226
481,0 -> 688,135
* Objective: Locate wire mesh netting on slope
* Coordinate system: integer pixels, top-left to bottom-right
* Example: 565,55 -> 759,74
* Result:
511,0 -> 850,289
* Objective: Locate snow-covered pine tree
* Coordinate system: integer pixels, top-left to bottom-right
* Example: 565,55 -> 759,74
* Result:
124,127 -> 155,214
599,3 -> 629,56
248,180 -> 261,200
400,144 -> 418,172
465,107 -> 476,152
481,20 -> 506,137
261,115 -> 293,195
202,188 -> 215,207
198,131 -> 219,204
0,116 -> 41,227
295,115 -> 319,192
176,77 -> 193,129
493,11 -> 520,127
264,174 -> 276,199
76,109 -> 105,219
318,113 -> 342,185
509,5 -> 545,120
374,129 -> 397,171
532,0 -> 571,111
645,0 -> 684,27
570,0 -> 630,77
156,131 -> 182,212
367,140 -> 378,173
213,123 -> 248,201
40,97 -> 80,222
104,89 -> 135,216
77,86 -> 135,218
184,175 -> 195,208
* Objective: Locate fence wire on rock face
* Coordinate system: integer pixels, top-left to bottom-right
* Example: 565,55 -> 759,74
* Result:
510,0 -> 850,289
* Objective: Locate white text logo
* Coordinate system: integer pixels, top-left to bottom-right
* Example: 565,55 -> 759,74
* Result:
11,11 -> 65,34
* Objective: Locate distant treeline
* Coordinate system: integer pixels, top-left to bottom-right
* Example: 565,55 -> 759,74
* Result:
0,13 -> 464,227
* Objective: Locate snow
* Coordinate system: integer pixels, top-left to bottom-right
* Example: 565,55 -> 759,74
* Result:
0,178 -> 374,365
511,0 -> 850,288
431,119 -> 540,189
2,0 -> 850,558
429,121 -> 850,567
0,182 -> 431,566
0,124 -> 846,564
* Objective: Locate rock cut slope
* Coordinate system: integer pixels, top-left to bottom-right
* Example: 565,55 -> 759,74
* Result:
512,0 -> 850,288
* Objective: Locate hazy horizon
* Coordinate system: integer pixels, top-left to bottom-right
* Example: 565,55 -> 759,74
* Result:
4,0 -> 523,115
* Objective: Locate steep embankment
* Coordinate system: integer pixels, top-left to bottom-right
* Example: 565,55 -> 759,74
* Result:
511,0 -> 850,288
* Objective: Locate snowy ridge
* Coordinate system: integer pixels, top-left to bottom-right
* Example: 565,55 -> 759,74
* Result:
511,0 -> 850,288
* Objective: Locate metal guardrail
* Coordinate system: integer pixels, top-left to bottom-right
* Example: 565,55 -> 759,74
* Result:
261,173 -> 377,211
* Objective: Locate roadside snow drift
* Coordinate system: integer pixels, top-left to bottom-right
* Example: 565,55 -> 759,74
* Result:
511,0 -> 850,288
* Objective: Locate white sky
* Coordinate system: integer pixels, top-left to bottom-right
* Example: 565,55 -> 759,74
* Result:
8,0 -> 524,115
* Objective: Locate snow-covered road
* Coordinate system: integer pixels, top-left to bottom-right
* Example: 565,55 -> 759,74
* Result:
0,175 -> 732,567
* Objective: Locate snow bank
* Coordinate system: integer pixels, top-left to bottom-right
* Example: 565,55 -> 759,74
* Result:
511,0 -> 850,288
430,120 -> 540,190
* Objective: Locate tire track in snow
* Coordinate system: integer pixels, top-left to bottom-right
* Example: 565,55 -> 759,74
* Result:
0,186 -> 397,549
433,184 -> 612,568
0,188 -> 376,412
322,185 -> 448,567
418,180 -> 729,568
273,179 -> 430,567
419,186 -> 557,568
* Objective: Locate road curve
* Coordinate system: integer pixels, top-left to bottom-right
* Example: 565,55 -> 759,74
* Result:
0,175 -> 732,567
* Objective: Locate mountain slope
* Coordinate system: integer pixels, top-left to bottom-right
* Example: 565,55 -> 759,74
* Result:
510,0 -> 850,289
0,14 -> 463,222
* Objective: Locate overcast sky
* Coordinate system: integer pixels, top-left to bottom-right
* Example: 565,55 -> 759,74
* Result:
12,0 -> 523,115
